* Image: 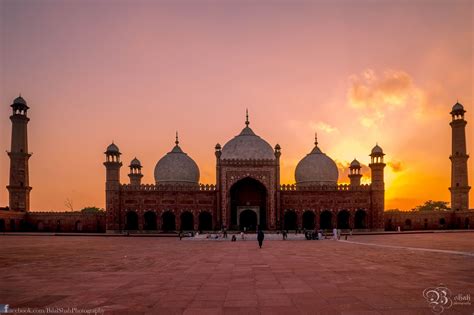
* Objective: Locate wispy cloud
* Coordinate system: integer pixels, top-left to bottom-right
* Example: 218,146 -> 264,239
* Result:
308,121 -> 339,134
387,160 -> 405,173
347,69 -> 426,127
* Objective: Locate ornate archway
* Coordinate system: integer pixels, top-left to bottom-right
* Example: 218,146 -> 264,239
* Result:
320,211 -> 333,230
230,177 -> 267,230
199,211 -> 212,231
144,211 -> 157,230
126,211 -> 138,230
355,210 -> 367,229
239,209 -> 258,231
284,210 -> 297,230
162,211 -> 176,231
302,211 -> 315,230
337,210 -> 350,229
181,211 -> 194,231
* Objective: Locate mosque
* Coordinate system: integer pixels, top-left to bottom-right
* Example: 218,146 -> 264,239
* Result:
104,111 -> 384,232
0,96 -> 471,232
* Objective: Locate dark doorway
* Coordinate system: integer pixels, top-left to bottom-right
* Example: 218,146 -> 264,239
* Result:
10,219 -> 16,232
354,210 -> 367,229
126,211 -> 139,230
0,219 -> 5,232
162,211 -> 176,231
439,218 -> 446,228
405,219 -> 412,230
240,210 -> 258,231
198,211 -> 212,231
75,221 -> 82,232
302,211 -> 315,230
181,211 -> 194,231
284,210 -> 297,230
230,177 -> 267,229
320,211 -> 332,230
144,211 -> 157,230
337,210 -> 350,229
465,218 -> 470,229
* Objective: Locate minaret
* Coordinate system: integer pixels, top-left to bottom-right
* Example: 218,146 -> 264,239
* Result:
215,142 -> 222,229
449,101 -> 470,211
7,96 -> 32,212
369,144 -> 385,230
349,159 -> 362,187
128,158 -> 143,186
104,142 -> 122,231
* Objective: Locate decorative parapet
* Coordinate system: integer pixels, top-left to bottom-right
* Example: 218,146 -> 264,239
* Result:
220,158 -> 277,166
121,183 -> 216,191
26,211 -> 106,216
280,183 -> 371,192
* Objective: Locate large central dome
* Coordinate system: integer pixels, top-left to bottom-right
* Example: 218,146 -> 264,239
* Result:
221,116 -> 275,160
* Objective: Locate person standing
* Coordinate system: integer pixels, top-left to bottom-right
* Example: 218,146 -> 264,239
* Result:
257,227 -> 265,248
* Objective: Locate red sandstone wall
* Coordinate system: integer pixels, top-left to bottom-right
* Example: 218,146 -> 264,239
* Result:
26,212 -> 105,232
384,210 -> 473,230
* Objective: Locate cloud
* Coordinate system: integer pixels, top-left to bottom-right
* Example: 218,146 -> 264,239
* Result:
308,121 -> 339,134
347,69 -> 427,127
387,160 -> 405,173
287,119 -> 339,134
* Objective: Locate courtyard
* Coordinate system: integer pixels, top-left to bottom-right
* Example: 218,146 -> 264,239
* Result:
0,233 -> 472,315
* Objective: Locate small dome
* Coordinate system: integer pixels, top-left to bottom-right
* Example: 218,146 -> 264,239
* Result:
371,144 -> 384,155
13,96 -> 27,105
452,102 -> 464,111
221,126 -> 275,160
130,157 -> 141,167
451,102 -> 465,116
350,159 -> 361,168
154,142 -> 200,185
106,143 -> 120,154
295,143 -> 338,186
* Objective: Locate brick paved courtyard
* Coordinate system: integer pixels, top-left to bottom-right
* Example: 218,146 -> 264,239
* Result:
0,233 -> 472,315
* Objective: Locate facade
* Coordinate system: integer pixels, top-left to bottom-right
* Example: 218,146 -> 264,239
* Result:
0,97 -> 471,233
104,114 -> 386,232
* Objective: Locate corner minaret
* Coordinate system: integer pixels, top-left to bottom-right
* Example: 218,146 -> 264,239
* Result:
7,96 -> 32,212
104,142 -> 122,231
369,144 -> 385,230
128,158 -> 143,186
449,101 -> 470,211
349,159 -> 362,187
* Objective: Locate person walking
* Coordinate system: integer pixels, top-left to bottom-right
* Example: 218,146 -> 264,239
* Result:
257,227 -> 265,248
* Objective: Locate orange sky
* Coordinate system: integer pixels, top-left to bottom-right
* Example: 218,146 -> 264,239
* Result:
0,0 -> 472,211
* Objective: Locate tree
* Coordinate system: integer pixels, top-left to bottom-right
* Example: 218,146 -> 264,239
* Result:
385,209 -> 402,213
65,198 -> 74,211
414,200 -> 450,211
81,207 -> 105,213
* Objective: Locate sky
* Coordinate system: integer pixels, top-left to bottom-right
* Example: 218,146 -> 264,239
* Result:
0,0 -> 472,211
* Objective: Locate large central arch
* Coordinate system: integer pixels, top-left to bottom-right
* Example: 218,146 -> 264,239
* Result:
230,177 -> 267,230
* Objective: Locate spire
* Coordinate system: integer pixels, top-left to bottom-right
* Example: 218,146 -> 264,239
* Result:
314,132 -> 318,147
175,131 -> 179,146
245,108 -> 249,127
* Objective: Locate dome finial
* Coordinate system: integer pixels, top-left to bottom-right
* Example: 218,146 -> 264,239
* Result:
175,131 -> 179,146
245,108 -> 249,127
314,132 -> 318,147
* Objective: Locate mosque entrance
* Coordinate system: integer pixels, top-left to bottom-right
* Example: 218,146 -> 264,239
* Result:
237,207 -> 259,231
230,177 -> 267,230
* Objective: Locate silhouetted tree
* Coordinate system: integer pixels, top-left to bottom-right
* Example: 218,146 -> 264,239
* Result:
414,200 -> 450,211
81,207 -> 105,213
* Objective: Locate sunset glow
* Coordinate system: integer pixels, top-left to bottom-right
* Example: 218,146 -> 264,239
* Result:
0,0 -> 472,211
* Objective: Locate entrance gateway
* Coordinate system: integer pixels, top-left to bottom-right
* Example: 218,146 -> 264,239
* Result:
237,206 -> 260,230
